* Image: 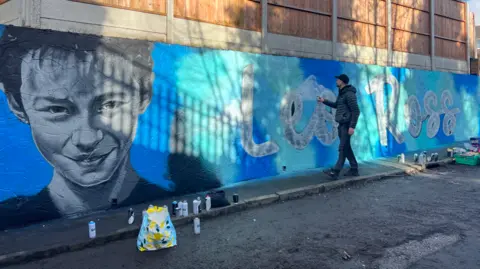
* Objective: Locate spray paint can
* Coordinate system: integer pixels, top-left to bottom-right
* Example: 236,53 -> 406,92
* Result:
172,201 -> 178,216
178,201 -> 184,217
413,153 -> 419,163
88,221 -> 96,239
197,197 -> 202,213
182,200 -> 189,217
193,217 -> 201,235
128,208 -> 134,224
175,206 -> 182,217
418,153 -> 425,165
399,153 -> 405,163
205,196 -> 211,211
233,193 -> 239,204
193,199 -> 200,215
434,153 -> 439,162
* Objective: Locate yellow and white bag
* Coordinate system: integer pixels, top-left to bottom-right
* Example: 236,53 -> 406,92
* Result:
137,206 -> 177,251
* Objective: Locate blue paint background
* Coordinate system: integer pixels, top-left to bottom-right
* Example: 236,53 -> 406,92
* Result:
0,38 -> 479,202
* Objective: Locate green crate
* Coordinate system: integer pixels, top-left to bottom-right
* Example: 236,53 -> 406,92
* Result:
454,154 -> 480,166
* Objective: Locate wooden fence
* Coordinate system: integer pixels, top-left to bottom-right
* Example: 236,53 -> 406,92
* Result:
68,0 -> 476,61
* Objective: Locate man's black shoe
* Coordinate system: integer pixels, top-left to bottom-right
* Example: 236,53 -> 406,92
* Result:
323,169 -> 339,180
344,169 -> 359,177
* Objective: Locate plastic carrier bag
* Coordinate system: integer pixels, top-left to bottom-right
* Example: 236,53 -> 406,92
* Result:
137,206 -> 177,251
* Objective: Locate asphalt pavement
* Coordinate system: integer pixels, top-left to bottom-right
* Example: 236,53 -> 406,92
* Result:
5,164 -> 480,269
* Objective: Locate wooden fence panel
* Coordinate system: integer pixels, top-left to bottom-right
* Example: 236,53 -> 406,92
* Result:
392,4 -> 429,35
392,0 -> 430,55
392,0 -> 430,12
174,0 -> 261,31
338,0 -> 386,25
434,0 -> 466,60
435,38 -> 466,60
268,0 -> 331,14
393,30 -> 430,54
434,15 -> 465,42
70,0 -> 167,15
267,0 -> 332,40
337,0 -> 386,48
435,0 -> 464,21
337,19 -> 387,48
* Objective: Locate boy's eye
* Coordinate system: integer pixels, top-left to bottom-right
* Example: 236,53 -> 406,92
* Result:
98,101 -> 120,112
48,106 -> 69,114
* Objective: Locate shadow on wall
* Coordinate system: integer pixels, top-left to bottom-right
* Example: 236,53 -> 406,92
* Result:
0,1 -> 266,230
0,25 -> 226,230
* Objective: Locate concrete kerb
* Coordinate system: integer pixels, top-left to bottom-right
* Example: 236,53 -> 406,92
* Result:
0,158 -> 454,267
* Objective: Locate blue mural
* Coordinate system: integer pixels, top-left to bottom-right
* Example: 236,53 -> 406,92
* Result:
0,25 -> 479,230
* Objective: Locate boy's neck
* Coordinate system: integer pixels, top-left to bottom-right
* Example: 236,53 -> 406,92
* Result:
47,157 -> 139,216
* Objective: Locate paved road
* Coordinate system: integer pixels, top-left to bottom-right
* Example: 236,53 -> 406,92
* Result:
6,164 -> 480,269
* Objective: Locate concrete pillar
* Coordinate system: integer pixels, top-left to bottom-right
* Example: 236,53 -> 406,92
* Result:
261,0 -> 268,53
332,0 -> 338,60
21,0 -> 41,28
167,0 -> 174,43
430,0 -> 435,71
466,2 -> 471,74
387,0 -> 392,66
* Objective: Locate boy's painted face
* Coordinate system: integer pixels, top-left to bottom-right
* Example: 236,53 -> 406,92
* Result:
18,51 -> 150,187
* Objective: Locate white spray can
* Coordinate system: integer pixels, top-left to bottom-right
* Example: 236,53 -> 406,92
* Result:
193,199 -> 200,215
197,197 -> 202,213
176,201 -> 182,217
193,217 -> 201,235
182,200 -> 189,217
88,221 -> 96,239
400,153 -> 405,163
205,196 -> 211,211
418,153 -> 425,165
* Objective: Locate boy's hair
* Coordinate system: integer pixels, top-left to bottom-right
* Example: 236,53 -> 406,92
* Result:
0,26 -> 154,113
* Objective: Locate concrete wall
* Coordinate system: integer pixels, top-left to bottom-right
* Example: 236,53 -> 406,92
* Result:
0,0 -> 470,74
0,25 -> 479,230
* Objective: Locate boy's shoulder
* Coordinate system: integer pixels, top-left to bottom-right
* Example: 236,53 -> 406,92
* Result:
0,188 -> 60,230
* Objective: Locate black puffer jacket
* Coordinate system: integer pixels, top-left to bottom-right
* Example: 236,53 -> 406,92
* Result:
323,85 -> 360,129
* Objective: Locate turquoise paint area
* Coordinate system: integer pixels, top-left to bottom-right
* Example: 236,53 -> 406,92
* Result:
151,43 -> 479,183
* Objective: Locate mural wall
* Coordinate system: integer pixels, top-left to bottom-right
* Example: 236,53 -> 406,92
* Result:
0,25 -> 479,230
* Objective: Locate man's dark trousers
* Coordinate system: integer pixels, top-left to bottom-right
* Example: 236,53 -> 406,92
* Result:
333,124 -> 358,171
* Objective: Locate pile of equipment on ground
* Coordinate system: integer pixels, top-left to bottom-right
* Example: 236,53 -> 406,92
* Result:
449,138 -> 480,166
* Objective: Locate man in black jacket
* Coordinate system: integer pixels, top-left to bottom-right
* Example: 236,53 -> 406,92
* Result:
317,74 -> 360,180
